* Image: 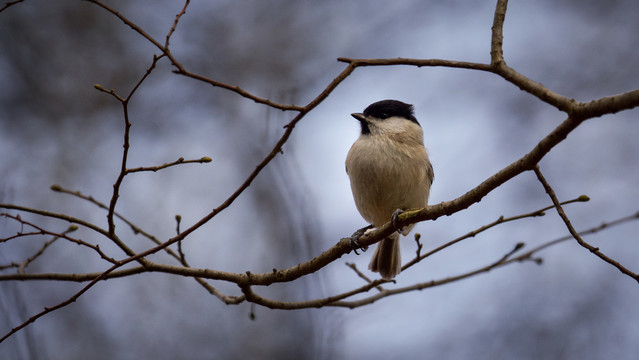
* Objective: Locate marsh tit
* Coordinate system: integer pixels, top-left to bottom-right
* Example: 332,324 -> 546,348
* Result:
346,100 -> 434,280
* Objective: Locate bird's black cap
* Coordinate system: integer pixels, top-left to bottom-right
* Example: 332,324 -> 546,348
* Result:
362,100 -> 418,124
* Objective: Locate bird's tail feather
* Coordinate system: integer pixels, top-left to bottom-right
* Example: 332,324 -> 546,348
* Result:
368,233 -> 401,280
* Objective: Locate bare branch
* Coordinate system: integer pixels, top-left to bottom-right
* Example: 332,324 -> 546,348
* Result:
332,243 -> 526,308
490,0 -> 507,64
47,186 -> 239,303
345,262 -> 386,292
172,69 -> 306,111
0,0 -> 25,13
575,88 -> 639,119
0,266 -> 146,282
125,156 -> 212,174
402,195 -> 590,271
50,185 -> 170,247
93,84 -> 125,102
164,0 -> 190,49
238,241 -> 526,310
337,57 -> 493,71
83,0 -> 165,51
511,211 -> 639,261
0,204 -> 109,238
0,260 -> 130,343
0,214 -> 115,267
237,211 -> 639,310
104,55 -> 162,243
240,279 -> 385,310
85,0 -> 303,112
533,166 -> 639,283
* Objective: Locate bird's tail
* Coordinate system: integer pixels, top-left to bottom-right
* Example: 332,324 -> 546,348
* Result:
368,232 -> 401,280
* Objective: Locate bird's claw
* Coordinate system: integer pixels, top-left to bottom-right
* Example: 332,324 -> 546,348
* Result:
350,225 -> 372,255
391,209 -> 404,234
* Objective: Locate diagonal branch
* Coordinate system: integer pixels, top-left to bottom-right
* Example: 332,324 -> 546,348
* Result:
533,165 -> 639,283
172,68 -> 306,111
0,214 -> 115,266
0,259 -> 132,343
84,0 -> 303,112
401,195 -> 590,271
0,0 -> 24,13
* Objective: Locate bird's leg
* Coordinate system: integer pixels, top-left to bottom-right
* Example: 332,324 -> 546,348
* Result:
391,209 -> 404,234
350,224 -> 373,255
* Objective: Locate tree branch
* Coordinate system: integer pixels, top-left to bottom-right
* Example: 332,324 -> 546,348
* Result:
401,195 -> 590,271
490,0 -> 507,64
85,0 -> 304,112
533,166 -> 639,283
125,156 -> 212,174
0,0 -> 24,13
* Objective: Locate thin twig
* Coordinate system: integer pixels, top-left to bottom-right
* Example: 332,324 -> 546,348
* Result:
50,185 -> 178,256
172,68 -> 305,111
175,214 -> 186,264
105,55 -> 161,242
413,233 -> 423,259
0,214 -> 116,265
47,185 -> 239,303
0,204 -> 110,238
165,0 -> 189,49
85,0 -> 303,112
125,156 -> 212,174
17,227 -> 72,273
0,260 -> 127,343
345,262 -> 385,292
509,211 -> 639,263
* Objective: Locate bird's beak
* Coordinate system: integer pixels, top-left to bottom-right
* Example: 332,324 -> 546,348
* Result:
351,113 -> 366,122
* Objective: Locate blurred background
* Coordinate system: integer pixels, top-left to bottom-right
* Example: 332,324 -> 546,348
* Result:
1,0 -> 639,359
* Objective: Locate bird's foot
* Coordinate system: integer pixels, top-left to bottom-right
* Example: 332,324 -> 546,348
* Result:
391,209 -> 405,234
350,225 -> 372,255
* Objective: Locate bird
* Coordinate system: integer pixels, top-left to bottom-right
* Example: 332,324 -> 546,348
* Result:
345,99 -> 434,280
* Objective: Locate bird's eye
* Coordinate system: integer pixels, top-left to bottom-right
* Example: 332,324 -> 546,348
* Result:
380,113 -> 388,119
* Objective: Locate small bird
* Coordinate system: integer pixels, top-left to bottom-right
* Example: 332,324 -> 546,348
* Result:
346,100 -> 434,280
